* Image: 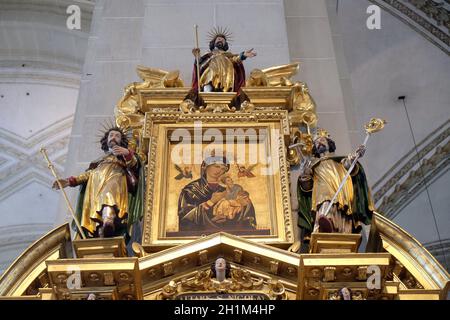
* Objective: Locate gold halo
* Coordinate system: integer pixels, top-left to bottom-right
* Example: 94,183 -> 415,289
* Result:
207,26 -> 233,43
96,118 -> 131,141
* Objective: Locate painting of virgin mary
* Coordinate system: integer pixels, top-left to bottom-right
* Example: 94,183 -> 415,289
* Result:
177,154 -> 257,234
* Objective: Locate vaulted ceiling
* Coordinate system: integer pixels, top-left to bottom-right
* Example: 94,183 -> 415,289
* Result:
368,0 -> 449,55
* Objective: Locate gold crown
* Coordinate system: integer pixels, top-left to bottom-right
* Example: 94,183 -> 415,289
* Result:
314,128 -> 329,139
207,26 -> 233,43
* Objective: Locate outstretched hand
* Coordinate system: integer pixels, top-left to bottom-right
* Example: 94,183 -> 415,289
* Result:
355,145 -> 366,158
244,48 -> 257,58
302,166 -> 313,176
192,48 -> 200,57
210,191 -> 226,203
52,179 -> 69,190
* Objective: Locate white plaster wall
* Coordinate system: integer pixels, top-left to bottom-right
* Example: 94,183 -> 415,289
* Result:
0,82 -> 79,275
0,83 -> 77,137
0,0 -> 92,274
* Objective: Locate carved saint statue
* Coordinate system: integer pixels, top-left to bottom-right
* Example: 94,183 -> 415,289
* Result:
297,129 -> 374,238
184,27 -> 256,108
192,27 -> 256,93
53,126 -> 144,239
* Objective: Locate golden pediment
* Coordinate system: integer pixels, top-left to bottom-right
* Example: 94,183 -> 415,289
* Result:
0,214 -> 449,300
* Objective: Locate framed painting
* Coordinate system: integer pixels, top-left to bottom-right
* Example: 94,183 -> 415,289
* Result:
141,111 -> 294,250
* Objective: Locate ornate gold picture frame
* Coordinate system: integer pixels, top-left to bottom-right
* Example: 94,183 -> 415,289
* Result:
141,110 -> 294,251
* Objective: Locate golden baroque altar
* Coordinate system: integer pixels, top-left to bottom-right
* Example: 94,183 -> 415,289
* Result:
0,63 -> 448,301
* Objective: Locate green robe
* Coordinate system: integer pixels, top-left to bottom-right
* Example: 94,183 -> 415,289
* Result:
297,156 -> 374,236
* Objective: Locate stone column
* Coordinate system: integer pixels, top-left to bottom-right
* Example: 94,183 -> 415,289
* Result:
284,0 -> 352,153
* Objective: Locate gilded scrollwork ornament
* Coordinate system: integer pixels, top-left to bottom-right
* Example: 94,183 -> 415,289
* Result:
160,280 -> 179,300
180,270 -> 213,291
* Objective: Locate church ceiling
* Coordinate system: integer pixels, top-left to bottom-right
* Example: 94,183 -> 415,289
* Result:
368,0 -> 450,55
372,119 -> 449,219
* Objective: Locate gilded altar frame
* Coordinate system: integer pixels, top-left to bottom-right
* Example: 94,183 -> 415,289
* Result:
141,110 -> 294,251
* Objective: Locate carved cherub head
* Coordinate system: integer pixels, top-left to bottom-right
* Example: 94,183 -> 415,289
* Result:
210,256 -> 231,281
339,287 -> 352,300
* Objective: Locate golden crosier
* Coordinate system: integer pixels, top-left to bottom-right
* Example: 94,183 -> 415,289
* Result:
300,133 -> 313,155
365,118 -> 387,134
287,129 -> 313,166
301,111 -> 317,135
302,111 -> 317,127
